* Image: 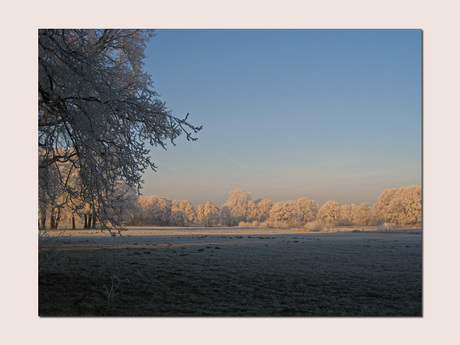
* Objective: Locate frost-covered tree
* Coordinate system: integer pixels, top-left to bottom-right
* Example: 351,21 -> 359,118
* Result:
268,202 -> 286,223
112,184 -> 139,226
255,199 -> 273,222
39,148 -> 81,229
269,201 -> 299,226
222,188 -> 252,224
339,204 -> 355,226
39,29 -> 201,232
170,200 -> 195,226
353,202 -> 373,226
203,202 -> 219,227
268,199 -> 317,227
317,201 -> 341,227
218,205 -> 233,226
373,188 -> 398,224
136,196 -> 172,226
373,186 -> 421,226
246,200 -> 259,222
195,204 -> 206,226
295,198 -> 319,224
399,186 -> 422,226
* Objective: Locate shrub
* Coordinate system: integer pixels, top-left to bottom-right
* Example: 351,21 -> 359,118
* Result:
377,222 -> 396,230
304,221 -> 324,232
237,220 -> 291,229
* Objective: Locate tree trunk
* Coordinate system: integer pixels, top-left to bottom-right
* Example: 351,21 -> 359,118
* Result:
50,207 -> 56,229
84,214 -> 88,229
72,215 -> 76,229
54,208 -> 60,229
88,213 -> 92,229
92,212 -> 97,229
40,212 -> 46,230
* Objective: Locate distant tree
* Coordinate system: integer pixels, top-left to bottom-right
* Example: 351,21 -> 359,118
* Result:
353,202 -> 373,226
373,188 -> 397,225
255,199 -> 273,222
339,204 -> 354,226
267,199 -> 317,227
268,202 -> 284,223
400,185 -> 422,226
112,184 -> 139,226
222,188 -> 252,224
317,201 -> 341,227
39,149 -> 77,229
218,205 -> 233,226
203,202 -> 219,227
295,198 -> 319,224
195,204 -> 206,226
137,196 -> 172,226
269,201 -> 299,226
373,186 -> 421,226
170,200 -> 195,226
246,200 -> 259,222
39,29 -> 201,232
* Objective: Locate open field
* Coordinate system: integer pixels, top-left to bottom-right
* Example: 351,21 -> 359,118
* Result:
39,227 -> 422,316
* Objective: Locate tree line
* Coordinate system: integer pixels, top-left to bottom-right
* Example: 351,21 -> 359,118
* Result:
39,186 -> 421,230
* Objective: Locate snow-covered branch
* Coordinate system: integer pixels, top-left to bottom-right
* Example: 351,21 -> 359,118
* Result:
38,29 -> 202,232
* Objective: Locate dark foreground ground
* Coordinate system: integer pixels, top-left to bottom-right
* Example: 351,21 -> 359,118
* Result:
39,228 -> 422,316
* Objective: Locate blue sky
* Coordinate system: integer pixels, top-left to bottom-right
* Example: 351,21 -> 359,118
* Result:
141,29 -> 421,207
